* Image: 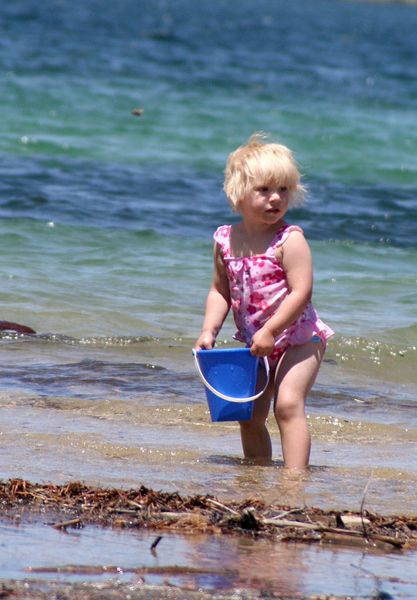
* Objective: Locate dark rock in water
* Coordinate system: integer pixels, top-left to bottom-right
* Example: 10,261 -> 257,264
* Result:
0,320 -> 36,334
373,592 -> 394,600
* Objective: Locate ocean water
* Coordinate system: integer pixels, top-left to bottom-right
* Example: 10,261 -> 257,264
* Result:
1,0 -> 417,593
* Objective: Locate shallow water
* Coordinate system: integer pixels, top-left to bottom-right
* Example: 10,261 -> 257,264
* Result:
2,520 -> 417,598
0,335 -> 416,516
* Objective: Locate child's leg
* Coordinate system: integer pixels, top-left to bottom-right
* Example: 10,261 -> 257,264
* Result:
239,365 -> 274,460
274,341 -> 324,469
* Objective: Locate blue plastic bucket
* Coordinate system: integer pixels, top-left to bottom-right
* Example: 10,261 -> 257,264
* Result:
193,348 -> 269,422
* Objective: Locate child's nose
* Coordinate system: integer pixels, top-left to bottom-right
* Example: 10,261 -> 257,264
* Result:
270,190 -> 282,201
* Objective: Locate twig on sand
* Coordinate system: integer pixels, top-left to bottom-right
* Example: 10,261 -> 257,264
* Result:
268,507 -> 304,520
51,518 -> 82,530
150,535 -> 163,552
205,497 -> 239,515
360,471 -> 374,541
262,517 -> 404,549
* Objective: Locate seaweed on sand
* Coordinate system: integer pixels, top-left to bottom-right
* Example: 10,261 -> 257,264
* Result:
1,478 -> 417,552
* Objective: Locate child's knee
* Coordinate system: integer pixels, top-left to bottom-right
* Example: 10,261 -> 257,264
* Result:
274,391 -> 304,423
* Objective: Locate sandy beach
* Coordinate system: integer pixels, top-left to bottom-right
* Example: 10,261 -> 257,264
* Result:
0,579 -> 356,600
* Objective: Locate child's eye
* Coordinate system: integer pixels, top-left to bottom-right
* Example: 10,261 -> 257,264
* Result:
279,186 -> 288,193
257,186 -> 269,193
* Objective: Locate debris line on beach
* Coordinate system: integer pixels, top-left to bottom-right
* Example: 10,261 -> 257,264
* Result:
1,479 -> 417,552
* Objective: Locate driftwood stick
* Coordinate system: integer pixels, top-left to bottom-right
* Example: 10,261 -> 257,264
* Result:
110,508 -> 138,515
205,498 -> 239,515
268,507 -> 304,520
360,471 -> 374,540
128,500 -> 144,509
51,518 -> 82,530
262,518 -> 403,548
156,512 -> 192,521
150,535 -> 163,551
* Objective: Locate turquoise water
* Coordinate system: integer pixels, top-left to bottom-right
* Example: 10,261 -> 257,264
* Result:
1,0 -> 417,593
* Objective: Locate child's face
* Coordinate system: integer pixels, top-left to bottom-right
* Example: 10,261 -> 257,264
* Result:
239,183 -> 290,226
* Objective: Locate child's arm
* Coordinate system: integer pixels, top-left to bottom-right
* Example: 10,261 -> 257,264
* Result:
250,230 -> 313,356
195,243 -> 231,350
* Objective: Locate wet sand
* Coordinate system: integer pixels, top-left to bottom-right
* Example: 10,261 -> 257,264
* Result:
0,579 -> 353,600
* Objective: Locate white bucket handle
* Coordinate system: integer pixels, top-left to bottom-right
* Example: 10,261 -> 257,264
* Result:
192,348 -> 270,403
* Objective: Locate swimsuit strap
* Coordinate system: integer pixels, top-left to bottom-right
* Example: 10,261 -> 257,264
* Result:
213,225 -> 232,258
269,224 -> 304,251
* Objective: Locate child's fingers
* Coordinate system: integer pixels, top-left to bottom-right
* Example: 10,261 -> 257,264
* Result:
195,336 -> 215,350
250,341 -> 263,356
250,338 -> 273,357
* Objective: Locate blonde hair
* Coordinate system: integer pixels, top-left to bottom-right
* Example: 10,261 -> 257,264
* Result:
223,132 -> 306,211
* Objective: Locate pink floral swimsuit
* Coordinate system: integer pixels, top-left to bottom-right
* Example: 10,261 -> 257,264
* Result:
214,224 -> 334,367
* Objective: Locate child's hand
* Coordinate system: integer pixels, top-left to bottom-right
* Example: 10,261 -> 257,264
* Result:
195,331 -> 216,350
250,326 -> 275,357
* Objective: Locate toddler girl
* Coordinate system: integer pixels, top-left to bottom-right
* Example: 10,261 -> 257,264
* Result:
195,133 -> 334,469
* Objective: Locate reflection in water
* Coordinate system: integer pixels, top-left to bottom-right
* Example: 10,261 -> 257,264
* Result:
2,521 -> 416,598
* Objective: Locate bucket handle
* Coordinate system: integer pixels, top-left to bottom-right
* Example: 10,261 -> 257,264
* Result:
192,348 -> 270,403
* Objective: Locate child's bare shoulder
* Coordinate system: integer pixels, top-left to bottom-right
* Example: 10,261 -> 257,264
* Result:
275,228 -> 309,264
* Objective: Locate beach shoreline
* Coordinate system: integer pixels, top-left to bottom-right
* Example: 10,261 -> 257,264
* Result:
1,478 -> 416,599
2,479 -> 414,547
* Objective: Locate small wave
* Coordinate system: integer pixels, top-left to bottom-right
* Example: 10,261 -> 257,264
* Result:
0,330 -> 162,346
327,334 -> 417,383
